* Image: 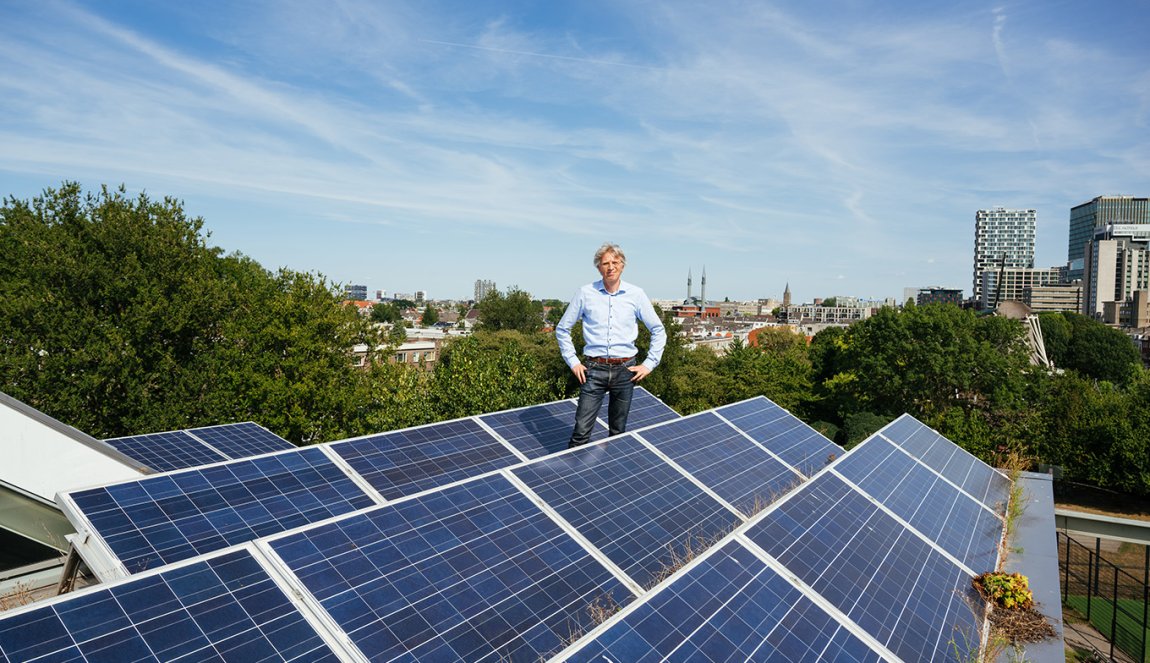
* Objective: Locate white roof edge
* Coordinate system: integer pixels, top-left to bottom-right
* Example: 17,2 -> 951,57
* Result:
0,391 -> 149,472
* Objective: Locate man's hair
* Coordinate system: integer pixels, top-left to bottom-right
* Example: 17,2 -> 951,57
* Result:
594,242 -> 626,267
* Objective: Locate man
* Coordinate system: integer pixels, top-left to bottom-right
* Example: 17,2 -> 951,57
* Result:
555,242 -> 667,448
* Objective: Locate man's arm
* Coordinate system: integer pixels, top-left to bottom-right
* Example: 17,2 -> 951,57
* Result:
555,289 -> 587,383
630,292 -> 666,381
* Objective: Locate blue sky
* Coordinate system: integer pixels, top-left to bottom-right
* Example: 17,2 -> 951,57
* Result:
2,1 -> 1147,303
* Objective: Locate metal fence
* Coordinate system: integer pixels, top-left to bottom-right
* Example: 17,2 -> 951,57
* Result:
1060,532 -> 1150,662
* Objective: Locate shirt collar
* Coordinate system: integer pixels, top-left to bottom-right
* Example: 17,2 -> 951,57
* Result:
595,279 -> 627,295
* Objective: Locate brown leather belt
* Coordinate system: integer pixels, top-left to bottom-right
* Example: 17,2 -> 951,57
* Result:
585,356 -> 635,365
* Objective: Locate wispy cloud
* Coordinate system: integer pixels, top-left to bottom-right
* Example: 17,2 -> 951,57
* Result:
1,0 -> 1147,299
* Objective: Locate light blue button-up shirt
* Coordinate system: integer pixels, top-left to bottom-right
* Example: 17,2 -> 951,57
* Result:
555,279 -> 667,372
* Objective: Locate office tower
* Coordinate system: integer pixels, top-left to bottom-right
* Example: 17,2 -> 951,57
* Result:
474,279 -> 496,302
343,284 -> 368,301
972,208 -> 1036,306
1082,223 -> 1150,320
1067,196 -> 1150,282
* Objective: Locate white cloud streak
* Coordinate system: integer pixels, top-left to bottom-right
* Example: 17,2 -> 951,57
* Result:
0,0 -> 1146,299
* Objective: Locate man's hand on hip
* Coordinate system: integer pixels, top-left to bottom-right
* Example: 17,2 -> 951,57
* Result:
628,365 -> 651,382
571,363 -> 587,384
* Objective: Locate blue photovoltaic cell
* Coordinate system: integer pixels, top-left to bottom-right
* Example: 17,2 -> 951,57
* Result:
880,415 -> 1011,514
66,447 -> 376,573
189,422 -> 295,459
745,473 -> 983,663
480,400 -> 608,459
716,398 -> 843,476
600,387 -> 681,431
512,434 -> 743,589
568,540 -> 882,663
0,549 -> 338,663
835,436 -> 1003,572
330,418 -> 518,500
637,412 -> 804,516
269,473 -> 633,662
103,430 -> 228,473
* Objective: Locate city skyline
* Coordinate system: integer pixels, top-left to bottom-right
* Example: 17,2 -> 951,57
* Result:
2,1 -> 1147,302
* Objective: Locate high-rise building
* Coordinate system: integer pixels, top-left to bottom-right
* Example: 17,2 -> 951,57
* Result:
1082,223 -> 1150,319
474,279 -> 496,302
979,267 -> 1061,309
1067,196 -> 1150,282
972,208 -> 1035,306
916,287 -> 963,307
343,284 -> 368,301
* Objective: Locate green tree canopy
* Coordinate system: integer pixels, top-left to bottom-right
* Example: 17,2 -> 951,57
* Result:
820,304 -> 1033,420
370,302 -> 403,324
714,330 -> 814,415
1049,312 -> 1140,385
432,330 -> 567,419
476,287 -> 544,334
0,183 -> 379,443
420,304 -> 439,326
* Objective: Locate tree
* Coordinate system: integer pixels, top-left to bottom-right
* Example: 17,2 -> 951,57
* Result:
387,323 -> 408,344
420,304 -> 439,326
431,331 -> 567,419
716,330 -> 814,415
1062,312 -> 1140,385
0,182 -> 379,442
841,411 -> 890,448
1036,312 -> 1071,367
476,287 -> 544,333
820,305 -> 1033,421
370,302 -> 402,324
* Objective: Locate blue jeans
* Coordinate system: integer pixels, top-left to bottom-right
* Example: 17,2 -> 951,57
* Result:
569,359 -> 635,448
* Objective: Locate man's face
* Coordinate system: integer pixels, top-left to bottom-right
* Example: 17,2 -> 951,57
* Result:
597,252 -> 624,283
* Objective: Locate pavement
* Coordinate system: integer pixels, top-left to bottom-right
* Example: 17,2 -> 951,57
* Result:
1062,614 -> 1137,662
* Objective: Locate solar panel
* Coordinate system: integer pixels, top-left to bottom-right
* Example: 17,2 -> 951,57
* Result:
102,430 -> 228,473
480,400 -> 608,459
63,447 -> 377,574
30,403 -> 1017,662
744,473 -> 983,662
266,473 -> 634,662
0,549 -> 339,662
715,397 -> 843,476
834,435 -> 1003,573
329,418 -> 518,500
636,412 -> 804,517
565,540 -> 883,662
187,421 -> 295,458
602,386 -> 681,431
511,434 -> 744,589
879,415 -> 1011,513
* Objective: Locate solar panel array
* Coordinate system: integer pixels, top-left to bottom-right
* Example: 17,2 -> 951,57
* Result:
27,397 -> 1012,662
559,412 -> 1008,662
266,473 -> 634,661
480,400 -> 608,459
715,397 -> 845,476
103,422 -> 294,473
0,549 -> 342,663
64,447 -> 377,574
102,430 -> 229,474
60,389 -> 680,580
512,434 -> 744,589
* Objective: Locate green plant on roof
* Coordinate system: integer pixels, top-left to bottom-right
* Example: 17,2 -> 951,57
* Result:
973,571 -> 1033,611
